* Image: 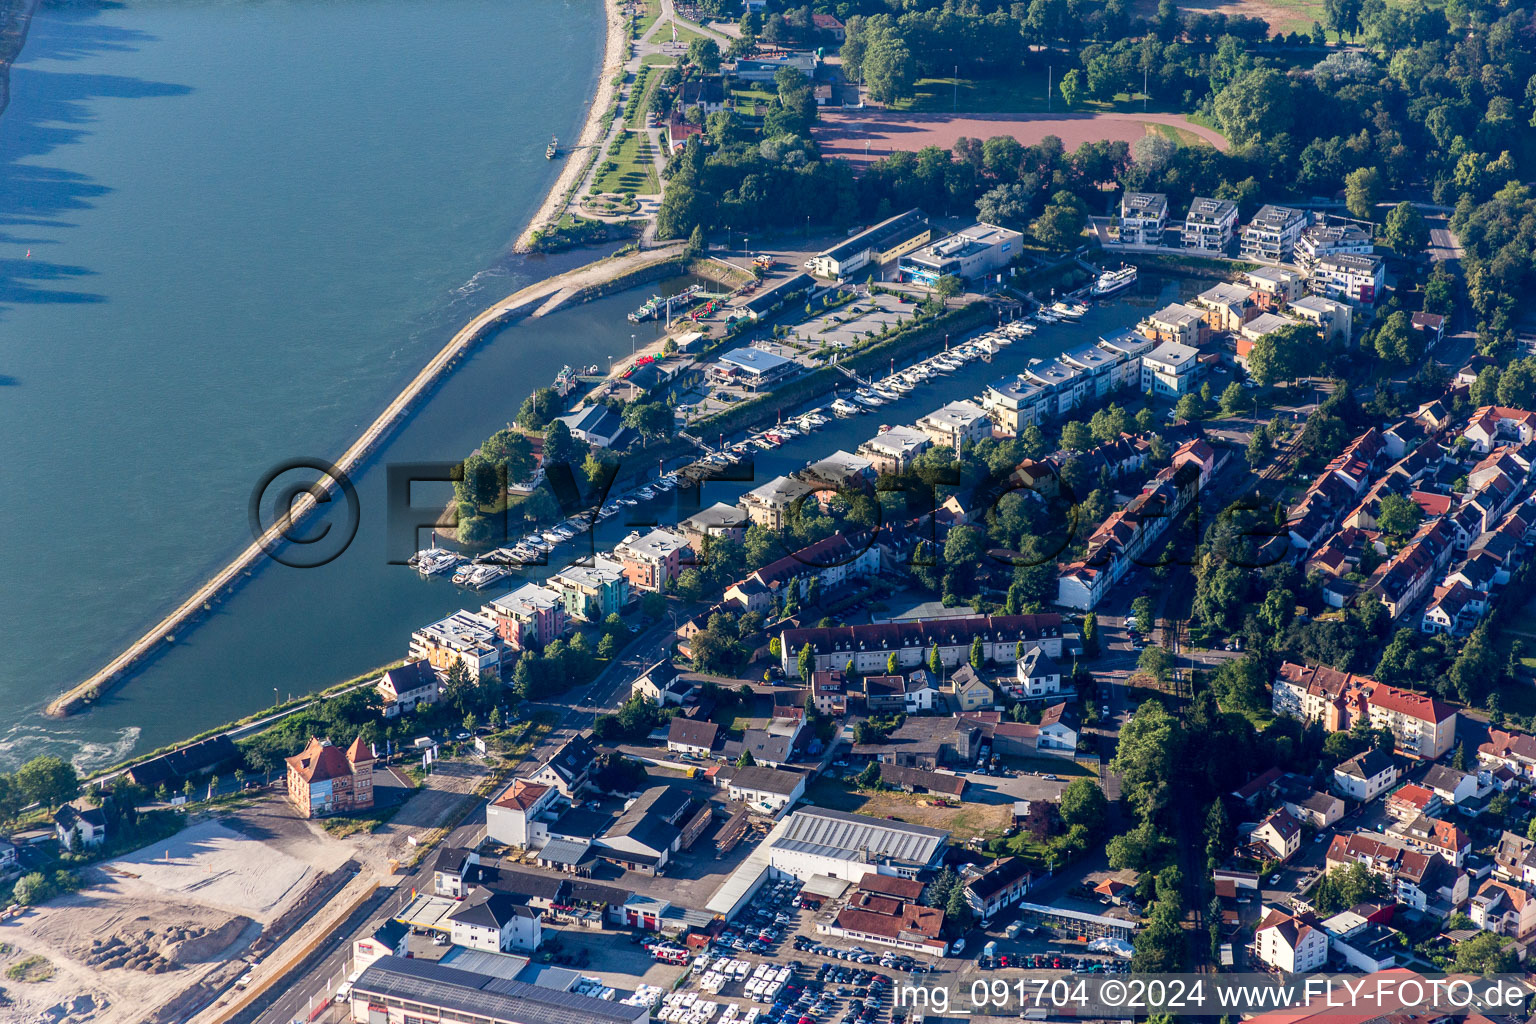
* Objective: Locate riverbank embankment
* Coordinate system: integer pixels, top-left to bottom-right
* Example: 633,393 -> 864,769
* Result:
46,243 -> 686,719
514,0 -> 630,252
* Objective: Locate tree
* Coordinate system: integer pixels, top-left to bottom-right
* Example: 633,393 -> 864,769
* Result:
1131,596 -> 1155,634
929,644 -> 942,675
1109,702 -> 1178,822
1174,392 -> 1205,422
640,592 -> 667,619
12,872 -> 48,906
1376,492 -> 1423,537
798,644 -> 815,680
1373,310 -> 1420,366
1137,645 -> 1173,682
1344,166 -> 1383,220
1031,191 -> 1087,250
597,633 -> 618,660
1219,381 -> 1246,415
887,652 -> 899,675
1060,778 -> 1108,836
969,636 -> 984,671
1059,68 -> 1082,108
1212,69 -> 1294,145
543,418 -> 581,466
1060,420 -> 1092,452
16,756 -> 78,809
933,275 -> 962,304
857,761 -> 880,788
862,36 -> 915,104
1452,931 -> 1515,977
1383,201 -> 1428,255
736,750 -> 757,768
687,37 -> 722,74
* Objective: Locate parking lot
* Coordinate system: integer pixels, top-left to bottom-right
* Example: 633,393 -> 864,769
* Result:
785,293 -> 919,351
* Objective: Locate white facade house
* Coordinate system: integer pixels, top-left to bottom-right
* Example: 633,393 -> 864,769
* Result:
448,889 -> 543,953
376,661 -> 441,718
1311,252 -> 1385,305
485,779 -> 559,849
1333,749 -> 1399,802
727,766 -> 807,817
1239,205 -> 1307,263
768,808 -> 949,883
1140,341 -> 1199,397
1183,197 -> 1238,253
1255,907 -> 1328,972
1118,192 -> 1168,245
916,400 -> 991,450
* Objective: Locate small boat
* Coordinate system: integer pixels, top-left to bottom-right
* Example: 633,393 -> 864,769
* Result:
636,486 -> 657,501
831,398 -> 862,417
776,424 -> 799,437
618,496 -> 638,507
541,530 -> 565,545
872,387 -> 900,402
414,548 -> 463,577
1035,311 -> 1061,324
655,474 -> 677,491
1051,301 -> 1086,319
546,135 -> 559,159
1092,265 -> 1137,296
525,536 -> 550,552
854,389 -> 884,407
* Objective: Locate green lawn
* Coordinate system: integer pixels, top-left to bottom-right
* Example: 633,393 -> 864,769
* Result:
632,0 -> 663,38
625,67 -> 661,129
888,73 -> 1191,116
592,131 -> 660,195
642,53 -> 678,66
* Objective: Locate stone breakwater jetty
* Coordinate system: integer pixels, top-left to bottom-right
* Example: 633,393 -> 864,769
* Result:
46,243 -> 687,718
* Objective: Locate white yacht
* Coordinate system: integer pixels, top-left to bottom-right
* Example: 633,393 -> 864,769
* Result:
831,398 -> 862,417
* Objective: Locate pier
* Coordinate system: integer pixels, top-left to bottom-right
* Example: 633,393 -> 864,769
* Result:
46,243 -> 686,718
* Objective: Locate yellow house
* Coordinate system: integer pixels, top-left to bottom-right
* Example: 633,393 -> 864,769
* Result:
947,664 -> 996,713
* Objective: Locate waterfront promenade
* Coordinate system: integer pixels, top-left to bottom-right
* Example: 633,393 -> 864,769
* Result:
46,243 -> 687,718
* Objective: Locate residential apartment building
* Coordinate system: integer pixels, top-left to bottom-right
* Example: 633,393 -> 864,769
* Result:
1289,294 -> 1353,344
1118,192 -> 1168,245
613,528 -> 691,592
857,425 -> 932,474
1243,266 -> 1305,304
1239,205 -> 1307,263
780,613 -> 1069,678
740,475 -> 816,530
1312,252 -> 1385,305
1470,878 -> 1536,938
677,502 -> 749,550
982,373 -> 1050,435
1056,444 -> 1210,609
1140,340 -> 1200,397
1333,749 -> 1399,801
409,609 -> 505,681
1194,281 -> 1256,332
1254,908 -> 1328,972
482,582 -> 567,651
1296,223 -> 1373,269
1271,661 -> 1458,759
916,399 -> 991,450
547,557 -> 629,623
1140,302 -> 1208,347
1183,196 -> 1238,253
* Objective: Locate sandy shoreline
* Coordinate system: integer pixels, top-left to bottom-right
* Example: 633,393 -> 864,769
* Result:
514,0 -> 629,251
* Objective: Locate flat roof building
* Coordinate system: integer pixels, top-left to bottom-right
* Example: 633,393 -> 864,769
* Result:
857,425 -> 932,474
1119,192 -> 1168,245
708,346 -> 798,390
897,222 -> 1020,284
916,399 -> 991,450
1240,205 -> 1308,263
347,955 -> 651,1024
1183,196 -> 1238,253
769,807 -> 949,882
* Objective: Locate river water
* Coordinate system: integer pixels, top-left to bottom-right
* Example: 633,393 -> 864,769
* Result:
0,0 -> 1194,771
0,0 -> 605,767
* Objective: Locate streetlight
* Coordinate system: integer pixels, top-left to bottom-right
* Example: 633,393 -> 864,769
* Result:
631,333 -> 637,357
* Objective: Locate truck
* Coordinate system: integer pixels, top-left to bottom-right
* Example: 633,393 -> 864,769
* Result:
1004,922 -> 1024,939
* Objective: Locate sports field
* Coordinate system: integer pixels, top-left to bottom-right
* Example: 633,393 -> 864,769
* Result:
811,110 -> 1228,169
